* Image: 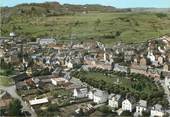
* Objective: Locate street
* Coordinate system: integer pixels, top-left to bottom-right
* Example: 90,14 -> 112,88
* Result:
0,85 -> 37,117
159,80 -> 170,114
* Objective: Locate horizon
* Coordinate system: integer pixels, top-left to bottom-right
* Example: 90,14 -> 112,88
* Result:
1,0 -> 170,8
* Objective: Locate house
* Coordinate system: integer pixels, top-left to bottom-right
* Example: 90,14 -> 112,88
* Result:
9,32 -> 16,38
29,97 -> 48,106
124,50 -> 135,62
16,81 -> 28,90
73,87 -> 88,98
88,89 -> 96,100
147,51 -> 156,63
163,63 -> 170,72
51,77 -> 68,86
93,90 -> 108,104
65,60 -> 73,69
32,75 -> 55,85
0,49 -> 4,57
0,39 -> 4,46
12,72 -> 29,83
158,56 -> 164,65
0,91 -> 12,110
122,98 -> 135,112
165,76 -> 170,89
108,93 -> 121,108
139,57 -> 147,66
135,100 -> 147,116
150,104 -> 164,117
114,63 -> 128,73
37,38 -> 56,45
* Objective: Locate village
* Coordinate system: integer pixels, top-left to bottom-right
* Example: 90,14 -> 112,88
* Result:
1,32 -> 170,117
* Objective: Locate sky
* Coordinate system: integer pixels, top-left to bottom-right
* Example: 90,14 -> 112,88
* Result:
0,0 -> 170,8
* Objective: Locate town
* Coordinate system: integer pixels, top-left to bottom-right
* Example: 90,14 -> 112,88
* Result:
0,31 -> 170,117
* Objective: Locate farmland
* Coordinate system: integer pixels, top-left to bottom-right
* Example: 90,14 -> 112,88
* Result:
1,11 -> 170,45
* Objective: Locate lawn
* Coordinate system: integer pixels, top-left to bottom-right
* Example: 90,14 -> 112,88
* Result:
0,69 -> 14,86
0,75 -> 13,86
2,12 -> 170,45
84,71 -> 156,96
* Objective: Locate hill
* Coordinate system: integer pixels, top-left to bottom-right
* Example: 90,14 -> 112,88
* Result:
1,2 -> 170,45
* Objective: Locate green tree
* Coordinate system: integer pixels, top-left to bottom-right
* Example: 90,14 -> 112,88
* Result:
8,99 -> 23,116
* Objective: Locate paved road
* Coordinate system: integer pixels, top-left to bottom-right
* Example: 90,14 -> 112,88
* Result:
0,85 -> 37,117
159,80 -> 170,114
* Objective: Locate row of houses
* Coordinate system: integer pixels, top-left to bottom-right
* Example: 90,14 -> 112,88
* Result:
73,87 -> 165,117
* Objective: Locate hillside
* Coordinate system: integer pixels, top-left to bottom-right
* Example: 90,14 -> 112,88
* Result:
1,2 -> 170,45
1,2 -> 118,17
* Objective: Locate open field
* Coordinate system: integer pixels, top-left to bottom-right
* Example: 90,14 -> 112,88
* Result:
2,12 -> 170,45
0,76 -> 13,86
0,69 -> 14,86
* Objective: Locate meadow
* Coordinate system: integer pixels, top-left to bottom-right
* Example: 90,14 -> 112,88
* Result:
2,12 -> 170,45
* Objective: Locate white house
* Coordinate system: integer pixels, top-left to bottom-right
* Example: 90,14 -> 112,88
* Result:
65,61 -> 73,69
114,64 -> 128,73
150,104 -> 164,117
29,97 -> 48,106
10,32 -> 16,37
165,76 -> 170,89
51,77 -> 68,86
73,87 -> 88,98
38,38 -> 56,45
136,100 -> 147,116
108,94 -> 121,108
88,90 -> 96,100
93,90 -> 108,104
147,51 -> 156,63
122,99 -> 135,112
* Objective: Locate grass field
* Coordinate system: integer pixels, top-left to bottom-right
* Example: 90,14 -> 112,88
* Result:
2,12 -> 170,45
84,71 -> 156,96
0,69 -> 13,86
0,76 -> 13,86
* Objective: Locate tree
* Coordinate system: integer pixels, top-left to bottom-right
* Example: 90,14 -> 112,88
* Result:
121,110 -> 132,116
97,105 -> 112,113
48,104 -> 59,112
8,99 -> 23,116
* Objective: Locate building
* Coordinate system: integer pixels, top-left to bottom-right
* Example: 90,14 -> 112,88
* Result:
108,94 -> 121,108
150,104 -> 164,117
165,76 -> 170,89
136,100 -> 147,116
65,60 -> 73,69
122,98 -> 135,112
114,64 -> 128,73
139,57 -> 147,66
158,56 -> 164,65
29,97 -> 48,106
38,38 -> 56,45
73,87 -> 88,98
163,63 -> 170,72
51,77 -> 68,86
93,90 -> 108,104
0,91 -> 12,110
88,90 -> 95,100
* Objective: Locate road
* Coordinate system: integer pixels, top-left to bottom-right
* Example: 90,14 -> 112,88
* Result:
159,80 -> 170,114
0,85 -> 37,117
